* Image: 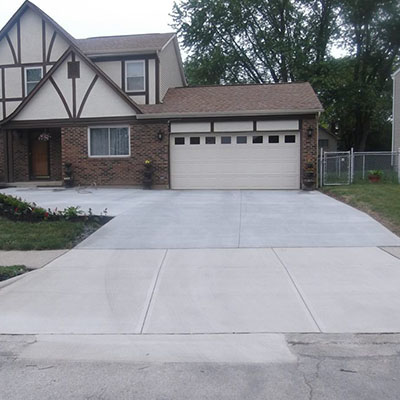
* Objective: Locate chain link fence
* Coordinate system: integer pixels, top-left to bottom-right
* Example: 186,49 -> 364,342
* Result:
320,149 -> 400,186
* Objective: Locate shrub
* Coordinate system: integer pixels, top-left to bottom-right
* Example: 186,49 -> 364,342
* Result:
0,193 -> 109,223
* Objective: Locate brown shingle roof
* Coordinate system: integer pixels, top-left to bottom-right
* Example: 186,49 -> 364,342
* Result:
76,33 -> 175,55
140,82 -> 323,116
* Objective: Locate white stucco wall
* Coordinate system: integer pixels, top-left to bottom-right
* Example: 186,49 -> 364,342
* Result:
5,68 -> 22,98
80,77 -> 136,118
0,37 -> 14,64
14,82 -> 69,120
6,100 -> 21,116
95,61 -> 121,87
20,8 -> 43,63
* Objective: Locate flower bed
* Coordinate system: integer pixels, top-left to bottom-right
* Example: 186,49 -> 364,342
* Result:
0,193 -> 110,223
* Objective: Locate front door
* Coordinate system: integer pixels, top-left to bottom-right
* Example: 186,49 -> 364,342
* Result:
30,135 -> 49,178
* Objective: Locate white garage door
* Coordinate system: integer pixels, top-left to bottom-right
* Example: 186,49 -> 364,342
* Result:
170,132 -> 300,189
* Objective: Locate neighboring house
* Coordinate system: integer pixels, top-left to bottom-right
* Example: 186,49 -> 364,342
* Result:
393,67 -> 400,153
318,126 -> 338,153
0,1 -> 323,190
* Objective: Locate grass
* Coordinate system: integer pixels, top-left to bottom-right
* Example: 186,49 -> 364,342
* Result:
0,265 -> 28,281
322,183 -> 400,236
0,217 -> 101,250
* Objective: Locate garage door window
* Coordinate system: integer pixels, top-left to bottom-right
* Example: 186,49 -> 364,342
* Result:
221,136 -> 231,144
237,136 -> 247,144
175,137 -> 185,145
285,135 -> 296,143
206,137 -> 216,144
190,137 -> 200,145
89,127 -> 130,157
252,136 -> 263,144
268,135 -> 279,143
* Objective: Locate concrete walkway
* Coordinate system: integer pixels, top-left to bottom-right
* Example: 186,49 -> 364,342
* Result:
0,250 -> 68,269
1,247 -> 400,336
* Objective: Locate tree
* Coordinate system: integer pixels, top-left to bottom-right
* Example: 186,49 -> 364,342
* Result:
172,0 -> 340,84
172,0 -> 400,150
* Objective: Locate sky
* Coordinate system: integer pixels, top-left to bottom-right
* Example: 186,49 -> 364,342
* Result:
0,0 -> 177,38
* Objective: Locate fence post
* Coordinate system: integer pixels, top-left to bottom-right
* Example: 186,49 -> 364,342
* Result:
350,148 -> 354,184
398,148 -> 400,184
320,148 -> 324,187
362,154 -> 366,180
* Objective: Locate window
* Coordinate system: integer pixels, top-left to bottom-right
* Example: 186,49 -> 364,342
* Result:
237,136 -> 247,144
25,67 -> 42,95
190,137 -> 200,145
221,136 -> 231,144
268,135 -> 279,143
175,137 -> 185,145
318,139 -> 329,149
89,127 -> 130,157
125,61 -> 145,92
206,137 -> 216,144
252,136 -> 263,144
285,135 -> 296,143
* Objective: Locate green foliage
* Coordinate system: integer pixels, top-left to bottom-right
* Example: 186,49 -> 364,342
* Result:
322,183 -> 400,236
0,265 -> 28,282
368,170 -> 384,177
0,217 -> 91,250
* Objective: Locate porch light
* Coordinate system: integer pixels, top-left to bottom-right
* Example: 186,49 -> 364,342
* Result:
307,127 -> 313,138
157,129 -> 164,141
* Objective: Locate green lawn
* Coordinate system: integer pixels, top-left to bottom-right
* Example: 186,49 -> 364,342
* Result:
322,183 -> 400,236
0,217 -> 100,250
0,265 -> 28,281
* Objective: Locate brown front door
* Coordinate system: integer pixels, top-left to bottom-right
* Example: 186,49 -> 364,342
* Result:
30,136 -> 49,178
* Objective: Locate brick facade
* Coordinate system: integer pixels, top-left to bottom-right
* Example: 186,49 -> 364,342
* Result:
61,123 -> 169,187
2,116 -> 318,189
0,130 -> 62,182
300,115 -> 318,189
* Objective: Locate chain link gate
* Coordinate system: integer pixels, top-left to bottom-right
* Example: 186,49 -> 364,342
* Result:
322,151 -> 352,186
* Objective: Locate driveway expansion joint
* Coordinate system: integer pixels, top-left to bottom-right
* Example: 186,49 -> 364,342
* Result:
139,249 -> 168,334
271,248 -> 322,333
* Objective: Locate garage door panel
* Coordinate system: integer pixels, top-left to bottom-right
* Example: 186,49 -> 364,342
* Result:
170,132 -> 300,189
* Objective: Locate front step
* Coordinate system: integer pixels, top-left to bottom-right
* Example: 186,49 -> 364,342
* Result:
0,181 -> 64,188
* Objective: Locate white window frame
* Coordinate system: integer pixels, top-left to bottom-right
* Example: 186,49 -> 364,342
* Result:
25,66 -> 43,96
125,60 -> 145,92
88,126 -> 131,158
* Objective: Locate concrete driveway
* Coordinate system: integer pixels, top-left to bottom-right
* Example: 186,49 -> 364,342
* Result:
1,188 -> 400,352
1,247 -> 400,335
77,189 -> 400,248
2,187 -> 398,247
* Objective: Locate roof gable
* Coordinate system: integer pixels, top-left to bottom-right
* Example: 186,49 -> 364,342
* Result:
3,46 -> 141,123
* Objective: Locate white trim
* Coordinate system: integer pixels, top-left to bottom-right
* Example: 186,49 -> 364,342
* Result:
137,109 -> 323,119
392,66 -> 400,78
125,60 -> 145,93
87,125 -> 131,158
24,66 -> 43,96
393,73 -> 396,152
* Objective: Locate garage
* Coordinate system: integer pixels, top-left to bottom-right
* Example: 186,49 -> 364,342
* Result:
170,121 -> 301,189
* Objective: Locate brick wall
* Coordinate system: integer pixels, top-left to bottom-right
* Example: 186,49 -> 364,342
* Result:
301,115 -> 318,189
49,132 -> 62,180
12,132 -> 29,182
61,123 -> 169,187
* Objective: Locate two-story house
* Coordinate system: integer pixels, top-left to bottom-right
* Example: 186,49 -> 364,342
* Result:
0,1 -> 323,190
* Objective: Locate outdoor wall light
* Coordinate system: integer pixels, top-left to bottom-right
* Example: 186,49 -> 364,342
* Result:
157,129 -> 164,141
307,127 -> 313,138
